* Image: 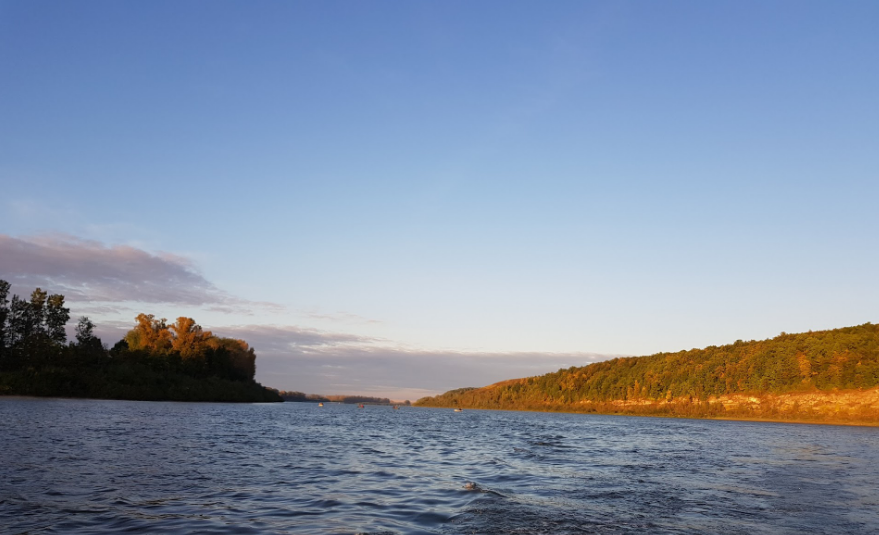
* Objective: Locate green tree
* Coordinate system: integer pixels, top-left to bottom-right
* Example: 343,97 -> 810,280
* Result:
205,337 -> 256,381
74,316 -> 104,356
45,293 -> 70,344
28,288 -> 49,339
7,295 -> 29,347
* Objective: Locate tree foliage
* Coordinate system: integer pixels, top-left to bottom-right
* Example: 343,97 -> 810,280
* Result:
125,313 -> 174,354
0,286 -> 70,362
416,323 -> 879,421
120,314 -> 256,382
0,280 -> 276,402
0,280 -> 9,360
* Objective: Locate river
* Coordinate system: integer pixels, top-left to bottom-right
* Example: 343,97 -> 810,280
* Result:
1,398 -> 877,534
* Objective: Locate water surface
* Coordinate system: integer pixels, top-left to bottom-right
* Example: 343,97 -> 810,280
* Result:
1,398 -> 877,534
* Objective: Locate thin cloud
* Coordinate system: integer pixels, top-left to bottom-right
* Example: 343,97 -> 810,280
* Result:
306,311 -> 382,325
0,233 -> 282,313
215,324 -> 378,351
216,323 -> 618,400
70,304 -> 134,316
259,347 -> 615,401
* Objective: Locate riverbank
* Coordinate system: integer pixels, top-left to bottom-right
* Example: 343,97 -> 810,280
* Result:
417,387 -> 879,427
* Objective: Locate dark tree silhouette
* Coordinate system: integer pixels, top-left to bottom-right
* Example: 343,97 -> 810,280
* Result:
0,279 -> 279,402
74,316 -> 104,356
45,294 -> 70,344
0,280 -> 9,359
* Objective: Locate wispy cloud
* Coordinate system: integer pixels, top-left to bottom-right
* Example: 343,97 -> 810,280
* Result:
216,324 -> 378,352
306,311 -> 382,325
0,233 -> 282,313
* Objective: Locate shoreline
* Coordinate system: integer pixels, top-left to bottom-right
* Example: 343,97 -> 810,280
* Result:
5,394 -> 875,426
0,394 -> 284,404
414,403 -> 879,428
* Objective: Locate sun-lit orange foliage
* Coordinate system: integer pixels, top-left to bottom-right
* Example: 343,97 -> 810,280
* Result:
122,314 -> 256,381
170,317 -> 213,359
125,313 -> 174,353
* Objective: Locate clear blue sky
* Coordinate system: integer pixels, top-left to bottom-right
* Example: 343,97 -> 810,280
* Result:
2,1 -> 877,399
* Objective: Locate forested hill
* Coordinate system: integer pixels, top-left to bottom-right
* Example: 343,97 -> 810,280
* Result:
415,323 -> 879,423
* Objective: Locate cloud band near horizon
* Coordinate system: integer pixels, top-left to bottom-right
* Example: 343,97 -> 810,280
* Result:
211,323 -> 618,400
0,232 -> 619,399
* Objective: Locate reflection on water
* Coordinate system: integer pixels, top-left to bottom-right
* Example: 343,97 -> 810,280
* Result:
1,398 -> 877,534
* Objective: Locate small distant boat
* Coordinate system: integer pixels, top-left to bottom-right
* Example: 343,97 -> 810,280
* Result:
454,408 -> 463,412
358,403 -> 365,409
318,402 -> 324,407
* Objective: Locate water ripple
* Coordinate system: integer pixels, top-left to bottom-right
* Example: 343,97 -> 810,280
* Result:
1,399 -> 877,534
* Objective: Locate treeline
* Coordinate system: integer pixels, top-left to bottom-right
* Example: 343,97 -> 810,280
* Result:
118,313 -> 257,383
415,323 -> 879,422
278,391 -> 409,405
0,280 -> 281,402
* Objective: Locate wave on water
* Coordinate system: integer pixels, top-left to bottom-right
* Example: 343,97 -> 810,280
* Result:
1,399 -> 878,534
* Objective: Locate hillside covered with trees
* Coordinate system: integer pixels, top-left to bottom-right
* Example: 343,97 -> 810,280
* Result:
416,323 -> 879,424
0,280 -> 281,402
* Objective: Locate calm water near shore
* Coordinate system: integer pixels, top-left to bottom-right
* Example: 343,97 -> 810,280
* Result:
1,398 -> 877,534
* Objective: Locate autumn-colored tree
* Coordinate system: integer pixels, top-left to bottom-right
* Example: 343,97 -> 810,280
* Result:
170,317 -> 212,359
125,313 -> 173,353
0,291 -> 278,402
416,323 -> 879,411
121,314 -> 257,379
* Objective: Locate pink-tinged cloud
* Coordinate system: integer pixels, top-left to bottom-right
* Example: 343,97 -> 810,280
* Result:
212,323 -> 618,401
0,234 -> 281,312
215,324 -> 378,351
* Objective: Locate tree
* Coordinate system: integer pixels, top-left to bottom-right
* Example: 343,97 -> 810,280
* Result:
205,337 -> 256,381
45,294 -> 70,344
74,316 -> 104,355
75,316 -> 97,345
7,295 -> 29,347
0,284 -> 69,351
170,317 -> 212,359
125,314 -> 173,353
0,280 -> 9,358
28,288 -> 48,339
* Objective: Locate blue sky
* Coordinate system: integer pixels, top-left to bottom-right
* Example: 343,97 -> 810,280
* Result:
2,1 -> 877,399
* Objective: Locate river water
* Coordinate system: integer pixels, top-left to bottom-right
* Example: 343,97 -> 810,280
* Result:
1,398 -> 877,534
